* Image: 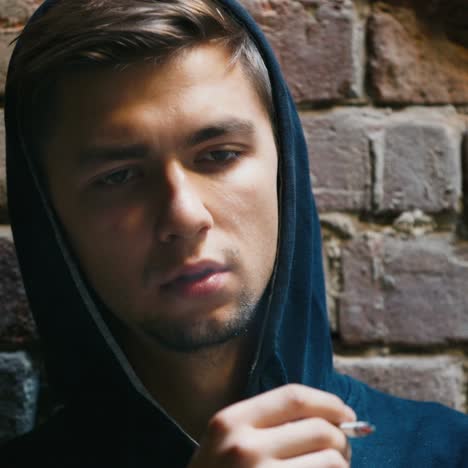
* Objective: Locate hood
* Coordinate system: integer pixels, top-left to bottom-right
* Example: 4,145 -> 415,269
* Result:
5,0 -> 341,438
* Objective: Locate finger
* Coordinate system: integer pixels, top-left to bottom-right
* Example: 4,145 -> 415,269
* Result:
218,384 -> 356,428
258,417 -> 349,460
279,448 -> 349,468
345,438 -> 352,461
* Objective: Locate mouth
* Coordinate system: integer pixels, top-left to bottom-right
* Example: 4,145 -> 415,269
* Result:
160,261 -> 229,298
175,268 -> 218,283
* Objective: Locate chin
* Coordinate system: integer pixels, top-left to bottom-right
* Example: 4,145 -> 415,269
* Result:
146,298 -> 260,353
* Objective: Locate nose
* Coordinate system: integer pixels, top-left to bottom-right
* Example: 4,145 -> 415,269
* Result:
154,160 -> 213,243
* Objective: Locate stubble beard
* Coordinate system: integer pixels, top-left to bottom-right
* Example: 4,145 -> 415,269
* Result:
144,288 -> 262,353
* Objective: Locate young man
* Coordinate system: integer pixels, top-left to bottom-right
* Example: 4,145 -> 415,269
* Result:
2,0 -> 468,466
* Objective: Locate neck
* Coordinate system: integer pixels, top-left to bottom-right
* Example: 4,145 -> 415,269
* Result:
123,329 -> 256,441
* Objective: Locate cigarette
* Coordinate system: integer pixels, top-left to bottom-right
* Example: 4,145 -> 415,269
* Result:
339,421 -> 376,438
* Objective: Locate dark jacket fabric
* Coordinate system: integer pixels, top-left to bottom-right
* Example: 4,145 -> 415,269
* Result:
2,0 -> 468,467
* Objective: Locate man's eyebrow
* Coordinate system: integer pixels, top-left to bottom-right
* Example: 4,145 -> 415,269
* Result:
185,119 -> 255,147
76,119 -> 255,167
77,143 -> 151,168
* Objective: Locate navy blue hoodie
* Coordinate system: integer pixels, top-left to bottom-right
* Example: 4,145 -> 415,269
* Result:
2,0 -> 468,467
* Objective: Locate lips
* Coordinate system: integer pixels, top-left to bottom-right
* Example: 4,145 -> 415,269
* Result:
160,260 -> 229,298
160,260 -> 227,288
177,268 -> 216,283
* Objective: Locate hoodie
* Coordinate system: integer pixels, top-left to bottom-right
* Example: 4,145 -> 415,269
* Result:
2,0 -> 468,467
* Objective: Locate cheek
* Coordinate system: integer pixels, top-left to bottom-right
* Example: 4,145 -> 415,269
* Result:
62,214 -> 149,325
55,196 -> 151,306
243,182 -> 278,289
217,159 -> 278,269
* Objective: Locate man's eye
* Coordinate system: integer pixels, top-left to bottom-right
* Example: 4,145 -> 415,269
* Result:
98,167 -> 141,186
200,150 -> 241,163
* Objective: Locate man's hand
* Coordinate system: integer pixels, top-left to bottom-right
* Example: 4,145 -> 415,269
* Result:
188,384 -> 356,468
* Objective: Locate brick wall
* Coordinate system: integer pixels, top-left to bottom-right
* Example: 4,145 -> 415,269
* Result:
0,0 -> 467,441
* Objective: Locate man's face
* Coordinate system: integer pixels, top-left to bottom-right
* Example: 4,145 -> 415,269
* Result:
44,44 -> 279,352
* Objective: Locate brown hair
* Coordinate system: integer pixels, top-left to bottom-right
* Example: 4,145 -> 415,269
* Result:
10,0 -> 274,157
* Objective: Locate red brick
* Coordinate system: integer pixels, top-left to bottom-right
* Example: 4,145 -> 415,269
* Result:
301,109 -> 380,212
0,29 -> 20,96
374,108 -> 463,213
0,109 -> 5,213
241,0 -> 363,103
462,127 -> 468,227
340,234 -> 468,345
369,1 -> 468,104
334,355 -> 466,411
303,107 -> 462,213
0,0 -> 41,26
0,237 -> 37,346
0,352 -> 39,441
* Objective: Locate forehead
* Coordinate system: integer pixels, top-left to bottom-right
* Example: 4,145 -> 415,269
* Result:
49,44 -> 271,149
